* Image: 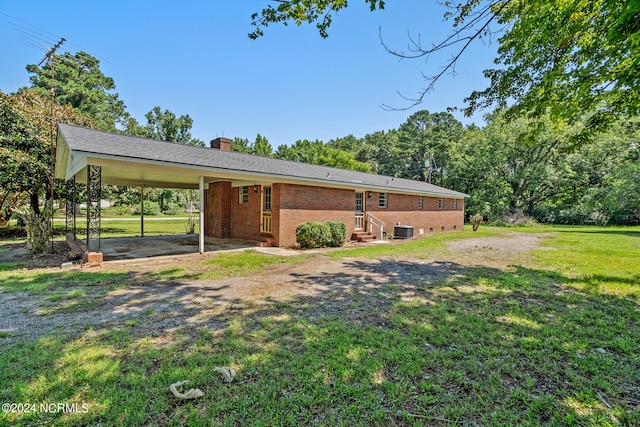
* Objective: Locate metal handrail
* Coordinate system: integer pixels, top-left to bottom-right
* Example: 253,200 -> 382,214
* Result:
366,213 -> 384,239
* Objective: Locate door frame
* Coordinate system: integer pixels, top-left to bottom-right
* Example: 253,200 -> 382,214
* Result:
355,191 -> 365,231
261,185 -> 272,234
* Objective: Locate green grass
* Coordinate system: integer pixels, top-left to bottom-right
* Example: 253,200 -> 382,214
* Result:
63,218 -> 199,238
328,225 -> 505,260
198,250 -> 301,279
2,217 -> 197,241
1,225 -> 638,426
0,269 -> 128,295
141,249 -> 307,281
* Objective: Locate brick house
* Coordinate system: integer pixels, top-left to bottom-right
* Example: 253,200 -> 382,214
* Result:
55,124 -> 467,251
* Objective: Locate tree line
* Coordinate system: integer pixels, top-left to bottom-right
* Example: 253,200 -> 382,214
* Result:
328,111 -> 640,226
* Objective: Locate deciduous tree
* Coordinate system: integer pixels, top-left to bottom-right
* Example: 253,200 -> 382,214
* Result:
275,139 -> 372,172
124,106 -> 204,146
0,88 -> 93,247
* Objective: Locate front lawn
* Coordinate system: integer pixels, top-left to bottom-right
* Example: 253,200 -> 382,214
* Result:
0,225 -> 638,426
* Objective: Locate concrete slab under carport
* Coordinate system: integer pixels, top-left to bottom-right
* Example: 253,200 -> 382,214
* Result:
96,234 -> 256,261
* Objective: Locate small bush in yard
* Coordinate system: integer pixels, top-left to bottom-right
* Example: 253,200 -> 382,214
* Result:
296,222 -> 332,248
327,222 -> 346,247
133,201 -> 160,216
296,221 -> 347,248
470,214 -> 484,231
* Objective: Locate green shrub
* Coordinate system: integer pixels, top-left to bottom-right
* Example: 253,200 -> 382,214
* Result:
133,201 -> 160,216
162,203 -> 183,216
296,221 -> 347,248
296,222 -> 332,248
111,204 -> 133,216
327,221 -> 346,247
470,214 -> 484,231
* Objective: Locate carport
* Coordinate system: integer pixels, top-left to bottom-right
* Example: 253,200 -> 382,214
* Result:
54,124 -> 259,263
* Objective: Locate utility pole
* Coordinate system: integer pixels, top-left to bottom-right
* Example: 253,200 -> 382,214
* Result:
39,37 -> 65,251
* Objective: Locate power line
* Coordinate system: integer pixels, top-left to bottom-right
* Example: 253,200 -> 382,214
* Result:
2,12 -> 111,63
1,12 -> 61,41
10,22 -> 59,44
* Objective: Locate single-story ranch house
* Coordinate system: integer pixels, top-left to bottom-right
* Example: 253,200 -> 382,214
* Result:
55,124 -> 467,254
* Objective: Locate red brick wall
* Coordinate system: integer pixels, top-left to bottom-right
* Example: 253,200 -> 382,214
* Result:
274,185 -> 465,247
230,186 -> 263,241
206,181 -> 465,247
275,184 -> 355,247
367,192 -> 465,237
205,181 -> 232,238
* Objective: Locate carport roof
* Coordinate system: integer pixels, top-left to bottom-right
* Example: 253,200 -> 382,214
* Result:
55,124 -> 468,198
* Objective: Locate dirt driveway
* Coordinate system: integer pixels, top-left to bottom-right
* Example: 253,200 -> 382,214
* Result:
0,232 -> 550,344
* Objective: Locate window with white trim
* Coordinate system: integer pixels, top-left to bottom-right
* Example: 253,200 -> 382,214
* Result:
438,197 -> 444,209
239,186 -> 249,204
379,192 -> 387,208
418,196 -> 423,209
452,198 -> 457,209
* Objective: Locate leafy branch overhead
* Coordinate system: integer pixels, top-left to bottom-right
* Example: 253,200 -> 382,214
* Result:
250,0 -> 640,127
249,0 -> 385,39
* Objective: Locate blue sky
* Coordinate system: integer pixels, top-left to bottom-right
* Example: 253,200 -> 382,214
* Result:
0,0 -> 498,146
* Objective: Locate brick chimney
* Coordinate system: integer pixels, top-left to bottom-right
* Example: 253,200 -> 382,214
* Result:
210,137 -> 232,151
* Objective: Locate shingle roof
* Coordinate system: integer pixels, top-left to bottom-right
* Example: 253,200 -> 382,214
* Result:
57,124 -> 467,198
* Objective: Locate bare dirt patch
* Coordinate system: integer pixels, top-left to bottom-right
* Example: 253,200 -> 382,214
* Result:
1,232 -> 549,344
444,232 -> 554,265
0,241 -> 69,269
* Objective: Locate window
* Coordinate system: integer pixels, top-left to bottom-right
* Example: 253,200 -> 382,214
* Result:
418,196 -> 423,209
379,192 -> 387,208
263,186 -> 272,211
355,192 -> 364,213
438,197 -> 444,209
239,186 -> 249,204
452,198 -> 457,210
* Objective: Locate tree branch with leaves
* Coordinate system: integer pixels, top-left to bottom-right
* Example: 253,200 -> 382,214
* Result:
251,0 -> 640,128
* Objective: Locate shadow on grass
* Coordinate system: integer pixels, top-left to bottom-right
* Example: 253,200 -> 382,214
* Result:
1,258 -> 638,426
554,228 -> 640,238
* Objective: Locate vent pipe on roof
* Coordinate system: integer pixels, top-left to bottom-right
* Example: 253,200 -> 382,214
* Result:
210,137 -> 232,151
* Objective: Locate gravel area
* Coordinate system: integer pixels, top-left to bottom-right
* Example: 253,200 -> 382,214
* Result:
0,232 -> 549,344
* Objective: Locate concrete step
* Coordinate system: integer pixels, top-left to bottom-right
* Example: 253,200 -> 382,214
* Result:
258,236 -> 275,247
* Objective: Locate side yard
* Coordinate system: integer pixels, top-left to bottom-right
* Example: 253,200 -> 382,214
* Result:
0,226 -> 638,426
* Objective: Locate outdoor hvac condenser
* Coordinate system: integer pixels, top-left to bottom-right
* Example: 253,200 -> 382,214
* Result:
394,225 -> 414,239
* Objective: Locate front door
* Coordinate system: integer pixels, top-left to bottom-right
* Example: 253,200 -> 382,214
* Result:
355,192 -> 365,230
261,185 -> 272,234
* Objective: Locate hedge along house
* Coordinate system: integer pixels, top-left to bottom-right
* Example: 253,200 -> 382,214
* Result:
55,124 -> 467,257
